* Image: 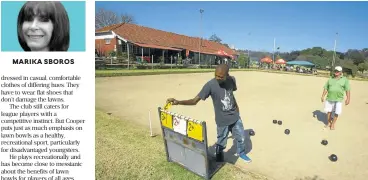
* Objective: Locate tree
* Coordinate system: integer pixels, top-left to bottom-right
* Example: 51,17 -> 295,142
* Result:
237,53 -> 247,68
336,52 -> 345,60
341,60 -> 358,77
349,50 -> 365,65
222,43 -> 230,48
362,48 -> 368,59
282,51 -> 300,61
95,8 -> 136,29
121,13 -> 135,24
209,34 -> 222,43
345,49 -> 364,62
296,55 -> 308,60
358,62 -> 368,73
290,51 -> 300,58
235,47 -> 368,72
310,47 -> 324,56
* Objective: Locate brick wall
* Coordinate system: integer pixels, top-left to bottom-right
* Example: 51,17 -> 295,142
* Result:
95,37 -> 118,57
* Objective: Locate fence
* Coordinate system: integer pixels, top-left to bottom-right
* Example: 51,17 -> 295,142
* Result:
95,57 -> 221,70
157,107 -> 225,179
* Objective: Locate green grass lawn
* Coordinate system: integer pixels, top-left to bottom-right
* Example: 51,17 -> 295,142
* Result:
95,68 -> 253,77
95,109 -> 269,180
95,68 -> 325,78
95,68 -> 368,81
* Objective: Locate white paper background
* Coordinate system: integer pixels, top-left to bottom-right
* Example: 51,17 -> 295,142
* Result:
173,116 -> 187,135
0,0 -> 95,179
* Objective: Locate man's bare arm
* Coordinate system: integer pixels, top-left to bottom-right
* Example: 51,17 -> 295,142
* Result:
321,89 -> 328,101
346,90 -> 351,102
167,96 -> 201,106
321,89 -> 328,98
178,96 -> 201,105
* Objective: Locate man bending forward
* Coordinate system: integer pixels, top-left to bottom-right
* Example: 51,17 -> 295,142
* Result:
167,64 -> 251,163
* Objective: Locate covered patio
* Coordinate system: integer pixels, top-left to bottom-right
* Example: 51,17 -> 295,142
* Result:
286,60 -> 317,74
286,60 -> 315,67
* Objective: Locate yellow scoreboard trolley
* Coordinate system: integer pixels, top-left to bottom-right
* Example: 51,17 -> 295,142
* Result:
158,106 -> 225,179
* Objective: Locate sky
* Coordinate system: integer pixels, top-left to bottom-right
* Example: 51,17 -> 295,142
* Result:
96,1 -> 368,53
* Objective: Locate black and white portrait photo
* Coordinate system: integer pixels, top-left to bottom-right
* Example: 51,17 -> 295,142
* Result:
17,1 -> 70,51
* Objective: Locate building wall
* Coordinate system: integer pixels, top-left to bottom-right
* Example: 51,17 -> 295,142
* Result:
94,34 -> 233,64
95,36 -> 118,57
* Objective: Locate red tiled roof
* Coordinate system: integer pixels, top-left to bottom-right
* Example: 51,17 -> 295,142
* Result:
133,42 -> 182,51
96,23 -> 238,57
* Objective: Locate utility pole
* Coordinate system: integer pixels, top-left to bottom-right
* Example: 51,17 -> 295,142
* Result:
331,32 -> 338,76
247,50 -> 250,68
199,9 -> 204,66
273,38 -> 276,64
247,32 -> 251,68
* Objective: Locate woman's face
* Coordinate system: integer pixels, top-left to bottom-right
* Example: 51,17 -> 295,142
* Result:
22,16 -> 53,51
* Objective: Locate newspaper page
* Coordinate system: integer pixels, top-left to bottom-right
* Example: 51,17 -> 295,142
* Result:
0,1 -> 94,180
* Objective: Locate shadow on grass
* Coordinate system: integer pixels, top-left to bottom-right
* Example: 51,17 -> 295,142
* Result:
295,175 -> 325,180
207,129 -> 253,165
312,110 -> 328,125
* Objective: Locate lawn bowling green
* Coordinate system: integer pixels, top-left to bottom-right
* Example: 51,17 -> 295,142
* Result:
96,71 -> 368,180
158,107 -> 225,180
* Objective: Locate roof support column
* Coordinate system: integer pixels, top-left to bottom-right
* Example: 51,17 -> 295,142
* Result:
162,50 -> 164,64
127,42 -> 130,70
149,48 -> 151,63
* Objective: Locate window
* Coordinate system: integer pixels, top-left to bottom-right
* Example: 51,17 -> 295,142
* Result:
121,43 -> 127,52
133,45 -> 139,54
105,39 -> 111,44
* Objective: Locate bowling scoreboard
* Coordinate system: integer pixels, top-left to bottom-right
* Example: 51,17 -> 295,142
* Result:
157,103 -> 224,179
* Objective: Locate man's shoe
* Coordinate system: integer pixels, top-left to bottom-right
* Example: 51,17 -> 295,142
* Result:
239,153 -> 252,163
215,152 -> 224,162
215,145 -> 224,162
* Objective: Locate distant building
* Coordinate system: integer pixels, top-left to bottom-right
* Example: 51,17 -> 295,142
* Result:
95,23 -> 238,65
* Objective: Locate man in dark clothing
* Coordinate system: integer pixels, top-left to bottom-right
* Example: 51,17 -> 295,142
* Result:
166,64 -> 252,163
